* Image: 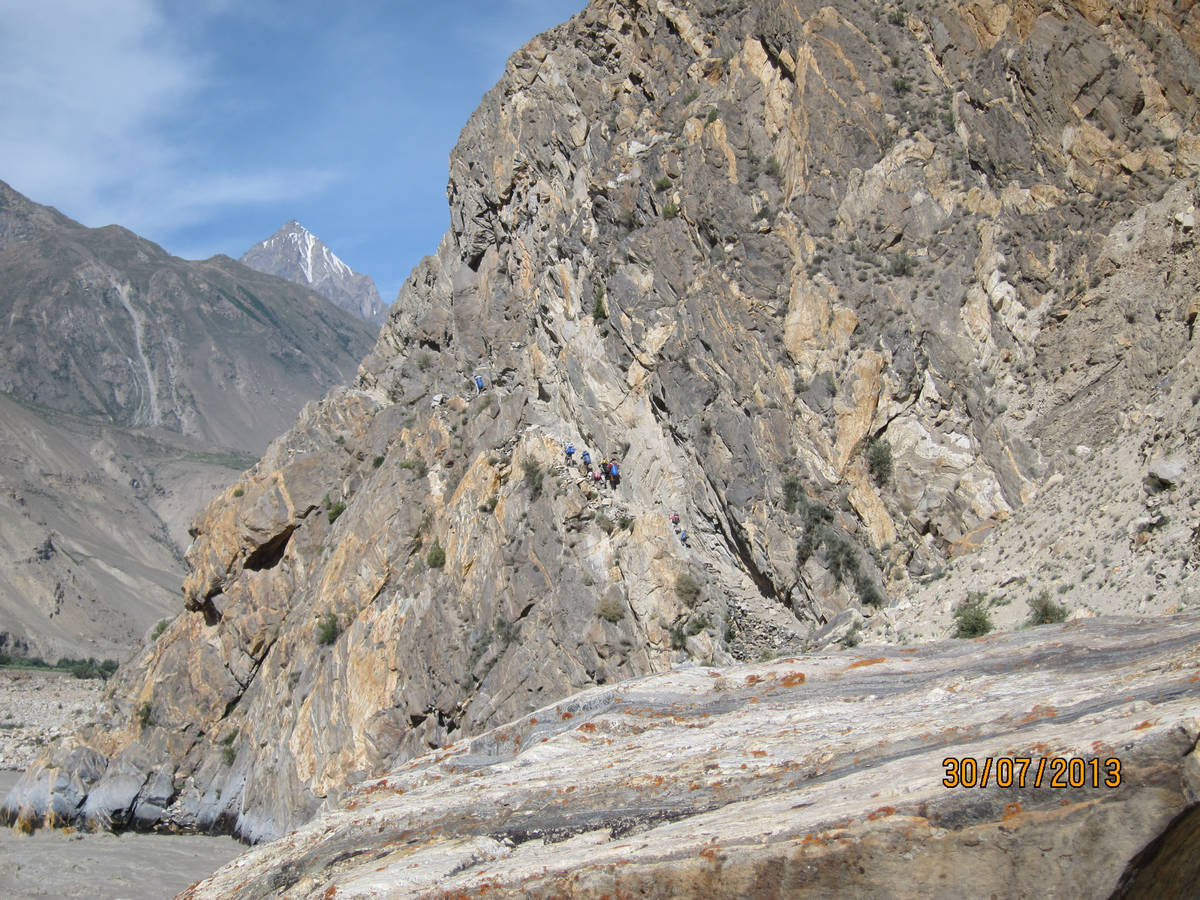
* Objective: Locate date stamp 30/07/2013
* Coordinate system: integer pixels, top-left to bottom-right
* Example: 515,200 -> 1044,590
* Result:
942,756 -> 1122,789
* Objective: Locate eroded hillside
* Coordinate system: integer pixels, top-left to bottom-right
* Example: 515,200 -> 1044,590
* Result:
5,0 -> 1199,854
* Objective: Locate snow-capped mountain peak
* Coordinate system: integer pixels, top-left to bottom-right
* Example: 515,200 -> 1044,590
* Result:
240,222 -> 387,326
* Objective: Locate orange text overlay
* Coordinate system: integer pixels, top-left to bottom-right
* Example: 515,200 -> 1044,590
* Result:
942,756 -> 1122,789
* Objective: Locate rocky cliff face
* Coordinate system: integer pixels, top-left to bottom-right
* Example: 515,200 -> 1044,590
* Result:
5,0 -> 1199,866
241,221 -> 387,326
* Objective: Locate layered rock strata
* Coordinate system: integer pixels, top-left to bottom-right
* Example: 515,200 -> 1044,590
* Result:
5,0 -> 1200,848
180,613 -> 1200,898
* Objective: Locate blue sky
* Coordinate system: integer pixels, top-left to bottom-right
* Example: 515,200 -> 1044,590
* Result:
0,0 -> 585,302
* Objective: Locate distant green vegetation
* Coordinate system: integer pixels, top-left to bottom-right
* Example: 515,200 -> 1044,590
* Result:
183,449 -> 259,470
0,653 -> 118,680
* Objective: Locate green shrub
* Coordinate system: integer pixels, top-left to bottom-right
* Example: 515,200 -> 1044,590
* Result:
496,620 -> 520,645
823,531 -> 859,585
522,459 -> 544,499
222,745 -> 236,766
675,572 -> 702,607
953,593 -> 993,638
888,9 -> 906,25
327,501 -> 346,523
372,455 -> 384,468
783,476 -> 803,513
478,494 -> 498,513
426,538 -> 446,569
399,456 -> 428,477
866,438 -> 894,485
858,578 -> 886,608
705,108 -> 719,125
663,202 -> 680,219
136,702 -> 153,729
232,487 -> 244,497
653,175 -> 672,191
888,251 -> 916,276
1027,590 -> 1068,626
316,612 -> 340,646
669,622 -> 688,650
151,619 -> 170,640
592,292 -> 607,323
596,595 -> 626,623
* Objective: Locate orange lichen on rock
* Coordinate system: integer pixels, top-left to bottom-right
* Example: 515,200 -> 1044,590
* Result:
846,657 -> 886,670
1019,705 -> 1056,725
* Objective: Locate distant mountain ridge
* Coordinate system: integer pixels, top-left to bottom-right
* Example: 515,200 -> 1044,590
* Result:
240,221 -> 387,325
0,180 -> 376,660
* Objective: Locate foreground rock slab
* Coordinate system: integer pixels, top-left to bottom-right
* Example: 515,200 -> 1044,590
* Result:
182,613 -> 1200,899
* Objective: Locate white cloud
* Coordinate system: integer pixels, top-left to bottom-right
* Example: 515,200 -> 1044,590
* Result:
0,0 -> 331,239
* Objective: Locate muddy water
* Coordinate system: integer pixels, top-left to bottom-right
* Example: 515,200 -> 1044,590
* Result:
0,771 -> 245,900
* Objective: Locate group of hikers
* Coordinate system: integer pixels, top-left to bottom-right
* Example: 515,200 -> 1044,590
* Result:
562,441 -> 691,545
471,374 -> 692,546
669,511 -> 689,545
565,443 -> 621,489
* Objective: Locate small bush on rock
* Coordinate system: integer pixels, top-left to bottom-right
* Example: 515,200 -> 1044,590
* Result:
866,438 -> 893,485
675,572 -> 702,607
316,612 -> 340,646
1027,590 -> 1068,626
953,593 -> 993,638
426,538 -> 446,570
522,459 -> 544,499
596,596 -> 626,623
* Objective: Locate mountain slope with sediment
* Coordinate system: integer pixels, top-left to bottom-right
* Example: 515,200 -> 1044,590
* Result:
5,0 -> 1200,892
0,182 -> 376,660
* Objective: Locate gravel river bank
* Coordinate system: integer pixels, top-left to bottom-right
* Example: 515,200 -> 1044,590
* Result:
0,670 -> 244,899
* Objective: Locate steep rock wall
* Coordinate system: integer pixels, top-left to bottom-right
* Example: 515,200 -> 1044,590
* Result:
5,0 -> 1200,843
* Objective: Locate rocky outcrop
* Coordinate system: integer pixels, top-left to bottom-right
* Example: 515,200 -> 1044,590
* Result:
179,612 -> 1200,898
241,221 -> 388,326
6,0 -> 1200,853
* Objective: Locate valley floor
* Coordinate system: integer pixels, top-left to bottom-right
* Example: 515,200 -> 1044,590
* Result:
0,673 -> 245,900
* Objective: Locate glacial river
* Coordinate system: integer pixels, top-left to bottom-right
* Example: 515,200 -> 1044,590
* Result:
0,771 -> 245,900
